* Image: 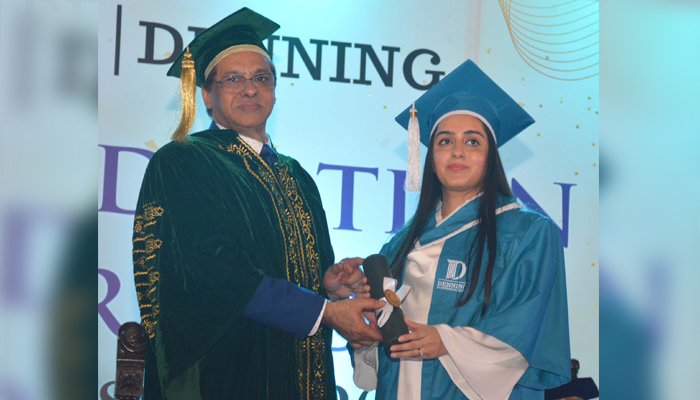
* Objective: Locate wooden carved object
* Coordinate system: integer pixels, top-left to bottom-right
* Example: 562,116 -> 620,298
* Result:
115,322 -> 147,400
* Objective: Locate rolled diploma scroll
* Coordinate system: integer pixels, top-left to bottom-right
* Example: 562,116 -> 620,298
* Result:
363,254 -> 411,356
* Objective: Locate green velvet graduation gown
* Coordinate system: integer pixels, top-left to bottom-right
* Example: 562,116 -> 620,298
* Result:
132,129 -> 336,400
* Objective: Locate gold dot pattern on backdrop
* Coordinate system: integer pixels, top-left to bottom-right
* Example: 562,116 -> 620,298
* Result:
592,143 -> 595,146
595,111 -> 598,114
575,172 -> 579,175
539,104 -> 543,108
522,77 -> 525,81
291,83 -> 294,86
593,163 -> 597,167
518,102 -> 526,107
383,106 -> 387,109
498,0 -> 599,81
486,48 -> 493,54
537,133 -> 541,137
576,125 -> 579,129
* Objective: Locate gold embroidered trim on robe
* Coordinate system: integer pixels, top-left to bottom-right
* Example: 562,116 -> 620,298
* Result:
133,202 -> 164,339
220,138 -> 327,400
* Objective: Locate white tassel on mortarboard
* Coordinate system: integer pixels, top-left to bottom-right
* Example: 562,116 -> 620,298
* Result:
406,102 -> 421,192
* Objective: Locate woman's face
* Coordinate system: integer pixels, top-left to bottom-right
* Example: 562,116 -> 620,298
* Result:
432,114 -> 490,197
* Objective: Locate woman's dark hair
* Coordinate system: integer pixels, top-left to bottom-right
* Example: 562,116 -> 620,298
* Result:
389,119 -> 514,314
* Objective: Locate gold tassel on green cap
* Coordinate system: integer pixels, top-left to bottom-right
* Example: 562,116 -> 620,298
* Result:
171,47 -> 196,142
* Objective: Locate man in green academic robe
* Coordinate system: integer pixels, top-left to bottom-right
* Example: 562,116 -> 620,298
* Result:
132,8 -> 384,400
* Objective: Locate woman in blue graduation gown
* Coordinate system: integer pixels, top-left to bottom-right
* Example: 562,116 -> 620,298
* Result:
350,60 -> 571,400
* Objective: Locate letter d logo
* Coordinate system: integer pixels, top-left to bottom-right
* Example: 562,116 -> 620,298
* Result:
446,260 -> 467,280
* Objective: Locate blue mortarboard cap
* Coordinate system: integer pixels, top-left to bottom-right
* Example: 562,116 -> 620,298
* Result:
395,60 -> 534,148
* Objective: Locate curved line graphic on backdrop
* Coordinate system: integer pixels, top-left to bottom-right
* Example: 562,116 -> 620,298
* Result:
498,0 -> 600,81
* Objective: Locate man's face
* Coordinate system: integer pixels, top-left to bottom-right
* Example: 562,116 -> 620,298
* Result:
201,51 -> 276,134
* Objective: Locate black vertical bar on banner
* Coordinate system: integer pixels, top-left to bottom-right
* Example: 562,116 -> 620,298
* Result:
114,4 -> 122,75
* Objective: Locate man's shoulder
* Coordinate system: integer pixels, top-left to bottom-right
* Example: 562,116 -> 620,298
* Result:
277,152 -> 298,165
276,154 -> 324,197
152,138 -> 196,157
278,153 -> 309,175
142,138 -> 217,181
149,135 -> 219,162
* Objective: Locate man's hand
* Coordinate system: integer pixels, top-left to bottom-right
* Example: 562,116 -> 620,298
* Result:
345,278 -> 377,350
323,257 -> 365,300
347,310 -> 380,349
322,297 -> 384,346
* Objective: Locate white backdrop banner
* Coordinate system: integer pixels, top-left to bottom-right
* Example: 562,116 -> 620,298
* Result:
98,1 -> 599,398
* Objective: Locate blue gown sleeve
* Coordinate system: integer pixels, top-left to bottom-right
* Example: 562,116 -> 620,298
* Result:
241,276 -> 326,339
472,216 -> 571,390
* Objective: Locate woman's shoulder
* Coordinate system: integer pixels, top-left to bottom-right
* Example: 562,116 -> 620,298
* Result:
498,204 -> 560,242
502,205 -> 550,224
379,226 -> 412,259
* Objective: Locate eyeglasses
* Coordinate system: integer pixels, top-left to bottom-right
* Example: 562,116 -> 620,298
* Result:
212,73 -> 275,93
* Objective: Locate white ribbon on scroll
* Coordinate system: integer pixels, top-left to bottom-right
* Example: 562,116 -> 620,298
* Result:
375,277 -> 411,328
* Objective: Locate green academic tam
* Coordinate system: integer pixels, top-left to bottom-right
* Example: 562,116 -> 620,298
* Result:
166,7 -> 280,87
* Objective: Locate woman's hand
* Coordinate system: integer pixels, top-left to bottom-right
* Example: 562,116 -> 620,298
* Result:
389,318 -> 448,359
323,257 -> 365,300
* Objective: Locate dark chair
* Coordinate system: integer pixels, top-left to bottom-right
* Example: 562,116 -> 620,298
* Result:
544,359 -> 599,400
114,322 -> 147,400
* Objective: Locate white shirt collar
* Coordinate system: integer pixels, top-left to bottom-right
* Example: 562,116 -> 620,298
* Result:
215,123 -> 272,155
